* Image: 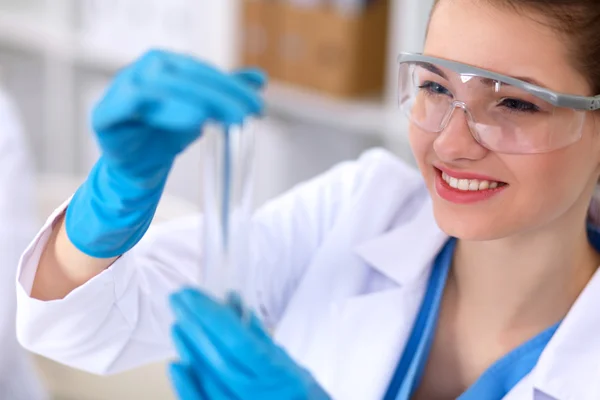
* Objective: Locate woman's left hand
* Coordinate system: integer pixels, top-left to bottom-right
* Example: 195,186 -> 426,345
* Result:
168,288 -> 331,400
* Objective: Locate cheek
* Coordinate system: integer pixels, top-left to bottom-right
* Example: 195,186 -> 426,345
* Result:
508,117 -> 600,210
505,142 -> 597,226
512,159 -> 573,209
409,126 -> 435,175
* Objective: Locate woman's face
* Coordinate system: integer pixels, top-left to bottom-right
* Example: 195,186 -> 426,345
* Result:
410,0 -> 600,240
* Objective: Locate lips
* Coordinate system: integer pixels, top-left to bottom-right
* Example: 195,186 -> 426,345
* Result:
440,171 -> 506,192
434,164 -> 506,183
433,166 -> 508,204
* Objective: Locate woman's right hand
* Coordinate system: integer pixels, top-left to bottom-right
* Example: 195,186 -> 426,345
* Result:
93,49 -> 265,181
66,49 -> 266,259
30,50 -> 265,301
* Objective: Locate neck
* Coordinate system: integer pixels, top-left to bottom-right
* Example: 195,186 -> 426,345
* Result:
451,214 -> 600,339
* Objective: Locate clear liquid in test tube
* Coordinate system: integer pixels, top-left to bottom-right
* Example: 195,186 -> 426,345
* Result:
202,121 -> 256,322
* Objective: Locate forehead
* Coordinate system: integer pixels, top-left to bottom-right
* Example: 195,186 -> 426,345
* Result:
425,0 -> 589,94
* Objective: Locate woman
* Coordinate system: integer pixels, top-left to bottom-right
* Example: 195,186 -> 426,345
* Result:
14,0 -> 600,398
0,86 -> 48,398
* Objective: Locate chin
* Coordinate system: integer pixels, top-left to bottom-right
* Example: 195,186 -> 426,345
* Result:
431,203 -> 516,241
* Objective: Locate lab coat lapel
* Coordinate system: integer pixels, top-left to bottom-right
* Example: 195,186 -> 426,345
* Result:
501,264 -> 600,400
273,166 -> 428,394
329,198 -> 448,399
526,267 -> 600,400
329,287 -> 422,400
353,197 -> 449,285
275,163 -> 448,399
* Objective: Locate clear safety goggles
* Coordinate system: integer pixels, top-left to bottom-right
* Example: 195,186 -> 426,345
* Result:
398,53 -> 600,154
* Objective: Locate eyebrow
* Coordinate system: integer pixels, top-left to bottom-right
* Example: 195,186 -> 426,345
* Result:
415,62 -> 449,80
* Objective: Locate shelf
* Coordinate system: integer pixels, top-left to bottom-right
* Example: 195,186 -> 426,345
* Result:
0,9 -> 134,72
0,10 -> 71,56
0,10 -> 407,140
74,41 -> 131,72
264,82 -> 389,137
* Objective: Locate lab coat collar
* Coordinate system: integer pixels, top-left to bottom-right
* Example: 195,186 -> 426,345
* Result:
529,265 -> 600,400
312,196 -> 450,399
527,223 -> 600,399
354,197 -> 448,286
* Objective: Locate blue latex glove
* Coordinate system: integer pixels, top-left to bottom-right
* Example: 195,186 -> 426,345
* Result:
66,49 -> 266,258
167,288 -> 331,400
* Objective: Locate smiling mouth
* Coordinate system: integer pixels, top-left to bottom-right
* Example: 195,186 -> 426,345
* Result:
438,169 -> 508,192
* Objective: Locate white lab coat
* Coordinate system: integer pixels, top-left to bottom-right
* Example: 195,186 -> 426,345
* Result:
0,89 -> 48,399
14,148 -> 600,400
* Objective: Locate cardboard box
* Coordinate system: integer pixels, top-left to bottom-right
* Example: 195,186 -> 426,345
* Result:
240,0 -> 389,99
278,0 -> 389,98
240,0 -> 282,79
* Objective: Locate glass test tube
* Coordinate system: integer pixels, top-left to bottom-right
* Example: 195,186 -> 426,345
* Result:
202,122 -> 256,319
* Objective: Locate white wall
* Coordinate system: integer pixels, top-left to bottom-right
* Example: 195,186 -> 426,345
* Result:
197,0 -> 241,69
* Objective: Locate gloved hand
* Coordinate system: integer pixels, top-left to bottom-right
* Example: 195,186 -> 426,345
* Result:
66,49 -> 266,258
167,288 -> 331,400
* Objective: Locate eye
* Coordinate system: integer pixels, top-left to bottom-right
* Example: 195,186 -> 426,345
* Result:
418,81 -> 453,97
498,98 -> 540,113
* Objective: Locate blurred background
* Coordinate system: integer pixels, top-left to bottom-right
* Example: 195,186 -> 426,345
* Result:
0,0 -> 433,398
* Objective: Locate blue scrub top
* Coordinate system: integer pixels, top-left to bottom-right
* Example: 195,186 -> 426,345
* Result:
383,238 -> 561,400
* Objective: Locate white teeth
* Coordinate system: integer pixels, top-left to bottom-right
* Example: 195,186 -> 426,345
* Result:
441,171 -> 502,192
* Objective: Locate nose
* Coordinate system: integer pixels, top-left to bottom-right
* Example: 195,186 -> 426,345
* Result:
433,103 -> 489,162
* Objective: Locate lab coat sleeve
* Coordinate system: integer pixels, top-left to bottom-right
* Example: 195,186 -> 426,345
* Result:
16,148 -> 394,375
